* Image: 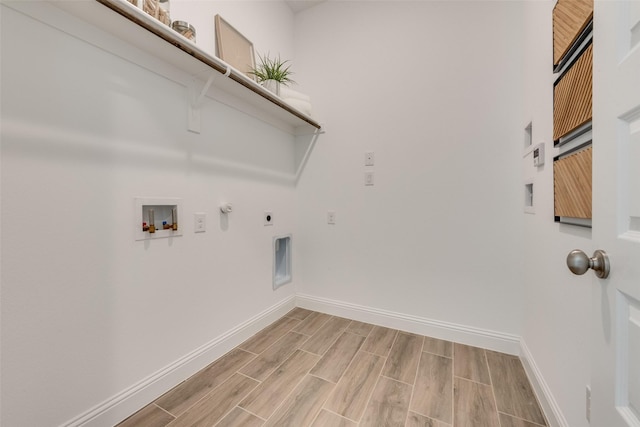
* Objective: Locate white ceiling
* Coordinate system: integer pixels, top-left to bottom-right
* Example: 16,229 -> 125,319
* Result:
285,0 -> 326,13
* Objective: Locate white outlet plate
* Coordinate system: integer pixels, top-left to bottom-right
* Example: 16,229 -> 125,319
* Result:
264,211 -> 274,226
365,151 -> 375,166
365,171 -> 374,186
194,212 -> 206,233
327,211 -> 336,224
586,385 -> 591,422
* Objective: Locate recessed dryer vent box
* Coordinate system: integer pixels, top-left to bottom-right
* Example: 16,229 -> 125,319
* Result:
135,197 -> 183,241
273,235 -> 292,289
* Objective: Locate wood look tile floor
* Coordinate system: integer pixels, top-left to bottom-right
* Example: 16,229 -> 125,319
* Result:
116,309 -> 547,427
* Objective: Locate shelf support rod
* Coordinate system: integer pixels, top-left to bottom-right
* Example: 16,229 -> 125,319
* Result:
194,72 -> 216,108
294,125 -> 324,183
187,67 -> 230,133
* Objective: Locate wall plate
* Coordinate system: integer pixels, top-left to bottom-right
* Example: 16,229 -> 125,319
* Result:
533,143 -> 545,167
264,211 -> 274,226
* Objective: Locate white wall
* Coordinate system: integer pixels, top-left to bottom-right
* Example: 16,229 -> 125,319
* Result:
0,2 -> 297,426
0,1 -> 596,426
293,1 -> 526,337
171,0 -> 295,61
520,2 -> 592,426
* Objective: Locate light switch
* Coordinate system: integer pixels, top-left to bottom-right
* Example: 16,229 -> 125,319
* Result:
194,213 -> 206,232
327,211 -> 336,224
365,171 -> 374,186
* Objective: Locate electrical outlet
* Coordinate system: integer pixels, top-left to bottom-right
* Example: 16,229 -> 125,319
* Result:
586,385 -> 591,422
264,211 -> 274,226
365,151 -> 375,166
327,211 -> 336,224
194,213 -> 206,233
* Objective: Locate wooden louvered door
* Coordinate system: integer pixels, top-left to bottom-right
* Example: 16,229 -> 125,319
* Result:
552,0 -> 593,224
552,0 -> 593,69
553,42 -> 592,142
553,146 -> 591,219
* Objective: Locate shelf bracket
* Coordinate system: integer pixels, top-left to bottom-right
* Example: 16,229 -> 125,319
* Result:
187,67 -> 231,133
294,124 -> 325,184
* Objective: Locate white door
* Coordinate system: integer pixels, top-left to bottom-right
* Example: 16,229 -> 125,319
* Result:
591,0 -> 640,425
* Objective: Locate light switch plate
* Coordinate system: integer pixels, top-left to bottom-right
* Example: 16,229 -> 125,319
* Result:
194,213 -> 206,232
327,211 -> 336,224
365,171 -> 374,186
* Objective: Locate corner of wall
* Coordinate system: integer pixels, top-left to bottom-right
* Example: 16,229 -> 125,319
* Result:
297,294 -> 521,355
520,339 -> 570,427
62,296 -> 296,427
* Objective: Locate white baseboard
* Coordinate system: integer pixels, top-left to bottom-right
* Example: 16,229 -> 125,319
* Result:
62,294 -> 567,427
297,294 -> 568,425
520,340 -> 569,427
61,295 -> 296,427
295,294 -> 521,355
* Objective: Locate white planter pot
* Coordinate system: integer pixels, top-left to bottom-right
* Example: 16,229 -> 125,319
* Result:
262,79 -> 281,96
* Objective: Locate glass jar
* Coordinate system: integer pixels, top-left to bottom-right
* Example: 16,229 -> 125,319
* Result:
172,21 -> 196,42
158,0 -> 170,26
142,0 -> 170,26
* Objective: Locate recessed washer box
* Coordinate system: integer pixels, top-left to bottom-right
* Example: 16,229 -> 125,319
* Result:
135,197 -> 183,241
273,235 -> 292,289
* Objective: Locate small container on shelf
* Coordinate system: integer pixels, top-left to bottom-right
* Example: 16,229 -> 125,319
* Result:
142,0 -> 170,26
158,0 -> 170,25
172,21 -> 196,42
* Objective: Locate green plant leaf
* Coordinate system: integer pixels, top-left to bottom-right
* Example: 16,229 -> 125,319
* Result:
248,52 -> 296,86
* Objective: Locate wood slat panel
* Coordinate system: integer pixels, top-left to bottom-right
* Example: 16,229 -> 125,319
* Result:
553,0 -> 593,65
554,146 -> 592,219
553,43 -> 593,141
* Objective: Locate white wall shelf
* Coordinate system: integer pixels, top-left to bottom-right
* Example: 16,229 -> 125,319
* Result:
53,0 -> 322,134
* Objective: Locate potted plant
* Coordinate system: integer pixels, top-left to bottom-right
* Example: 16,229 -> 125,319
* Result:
249,53 -> 295,96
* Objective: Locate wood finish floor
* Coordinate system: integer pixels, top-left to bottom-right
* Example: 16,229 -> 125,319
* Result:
117,309 -> 547,427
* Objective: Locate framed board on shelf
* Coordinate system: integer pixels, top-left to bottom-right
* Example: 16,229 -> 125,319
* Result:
215,14 -> 255,80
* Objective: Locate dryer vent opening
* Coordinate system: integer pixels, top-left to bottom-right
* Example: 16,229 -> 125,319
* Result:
273,235 -> 292,289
